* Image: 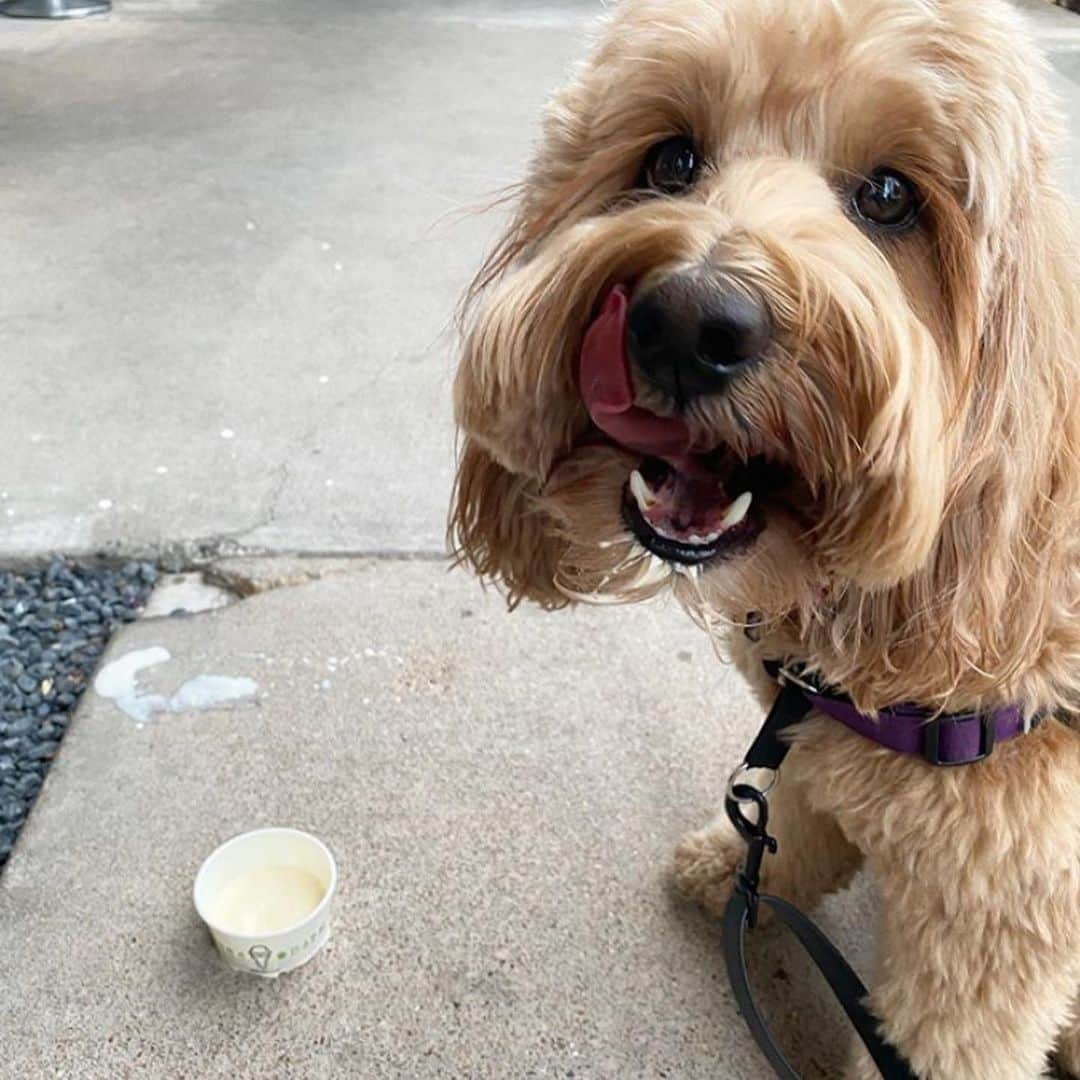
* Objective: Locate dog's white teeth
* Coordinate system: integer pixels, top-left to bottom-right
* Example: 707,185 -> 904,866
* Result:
629,470 -> 656,511
720,491 -> 753,530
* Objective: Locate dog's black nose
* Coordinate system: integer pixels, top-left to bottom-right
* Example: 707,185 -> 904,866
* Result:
627,270 -> 771,401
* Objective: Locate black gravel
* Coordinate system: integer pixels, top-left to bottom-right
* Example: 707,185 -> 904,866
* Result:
0,557 -> 156,869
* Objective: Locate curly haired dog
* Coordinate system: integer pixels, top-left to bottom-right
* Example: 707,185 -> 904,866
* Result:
449,0 -> 1080,1075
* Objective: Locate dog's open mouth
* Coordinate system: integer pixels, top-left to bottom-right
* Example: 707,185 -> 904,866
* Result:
581,284 -> 789,566
622,452 -> 768,565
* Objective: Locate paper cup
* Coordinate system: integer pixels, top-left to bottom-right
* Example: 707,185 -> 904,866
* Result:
193,827 -> 337,978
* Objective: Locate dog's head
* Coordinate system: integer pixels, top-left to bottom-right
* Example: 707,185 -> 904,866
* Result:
451,0 -> 1079,707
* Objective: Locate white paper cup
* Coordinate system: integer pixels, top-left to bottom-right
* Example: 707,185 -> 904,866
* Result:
193,827 -> 337,978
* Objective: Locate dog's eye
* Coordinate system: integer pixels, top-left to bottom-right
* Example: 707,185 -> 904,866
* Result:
639,136 -> 699,194
852,168 -> 920,229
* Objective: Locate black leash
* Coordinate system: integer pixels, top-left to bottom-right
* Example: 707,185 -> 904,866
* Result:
721,671 -> 918,1079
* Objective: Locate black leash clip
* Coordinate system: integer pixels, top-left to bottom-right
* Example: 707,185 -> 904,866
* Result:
724,780 -> 777,928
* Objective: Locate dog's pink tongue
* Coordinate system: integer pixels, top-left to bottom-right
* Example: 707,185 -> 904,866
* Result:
580,285 -> 694,463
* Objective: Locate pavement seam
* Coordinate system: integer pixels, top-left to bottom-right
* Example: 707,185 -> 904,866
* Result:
0,546 -> 449,573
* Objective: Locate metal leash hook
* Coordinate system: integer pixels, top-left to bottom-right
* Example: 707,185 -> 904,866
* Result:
724,782 -> 777,929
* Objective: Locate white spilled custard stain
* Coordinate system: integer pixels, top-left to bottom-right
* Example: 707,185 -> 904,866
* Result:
93,646 -> 257,724
167,674 -> 257,711
93,646 -> 171,714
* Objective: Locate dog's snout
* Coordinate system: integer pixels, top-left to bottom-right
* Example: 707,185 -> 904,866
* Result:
627,270 -> 771,401
698,291 -> 771,370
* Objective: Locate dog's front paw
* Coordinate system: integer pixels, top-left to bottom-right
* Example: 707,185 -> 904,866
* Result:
672,821 -> 746,917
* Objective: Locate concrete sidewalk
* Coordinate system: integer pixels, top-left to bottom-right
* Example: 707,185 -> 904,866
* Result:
0,561 -> 879,1078
0,0 -> 595,564
2,0 -> 1078,564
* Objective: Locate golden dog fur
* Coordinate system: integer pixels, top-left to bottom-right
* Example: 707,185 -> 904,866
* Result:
450,0 -> 1080,1075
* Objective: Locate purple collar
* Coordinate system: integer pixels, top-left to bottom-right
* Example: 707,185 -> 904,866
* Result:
766,661 -> 1037,766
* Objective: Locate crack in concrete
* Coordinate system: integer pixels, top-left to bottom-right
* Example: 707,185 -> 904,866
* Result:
1,540 -> 447,574
262,461 -> 293,528
203,550 -> 449,600
161,541 -> 447,573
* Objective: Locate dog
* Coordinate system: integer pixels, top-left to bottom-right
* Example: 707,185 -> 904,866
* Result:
449,0 -> 1080,1075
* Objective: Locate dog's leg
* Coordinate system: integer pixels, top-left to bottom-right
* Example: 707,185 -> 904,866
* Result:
832,722 -> 1080,1080
840,869 -> 1080,1080
673,758 -> 862,917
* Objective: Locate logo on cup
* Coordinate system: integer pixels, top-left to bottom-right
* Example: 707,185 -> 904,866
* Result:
248,944 -> 272,971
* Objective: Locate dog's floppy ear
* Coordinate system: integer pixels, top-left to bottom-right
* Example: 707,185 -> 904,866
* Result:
820,418 -> 947,591
448,438 -> 569,610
